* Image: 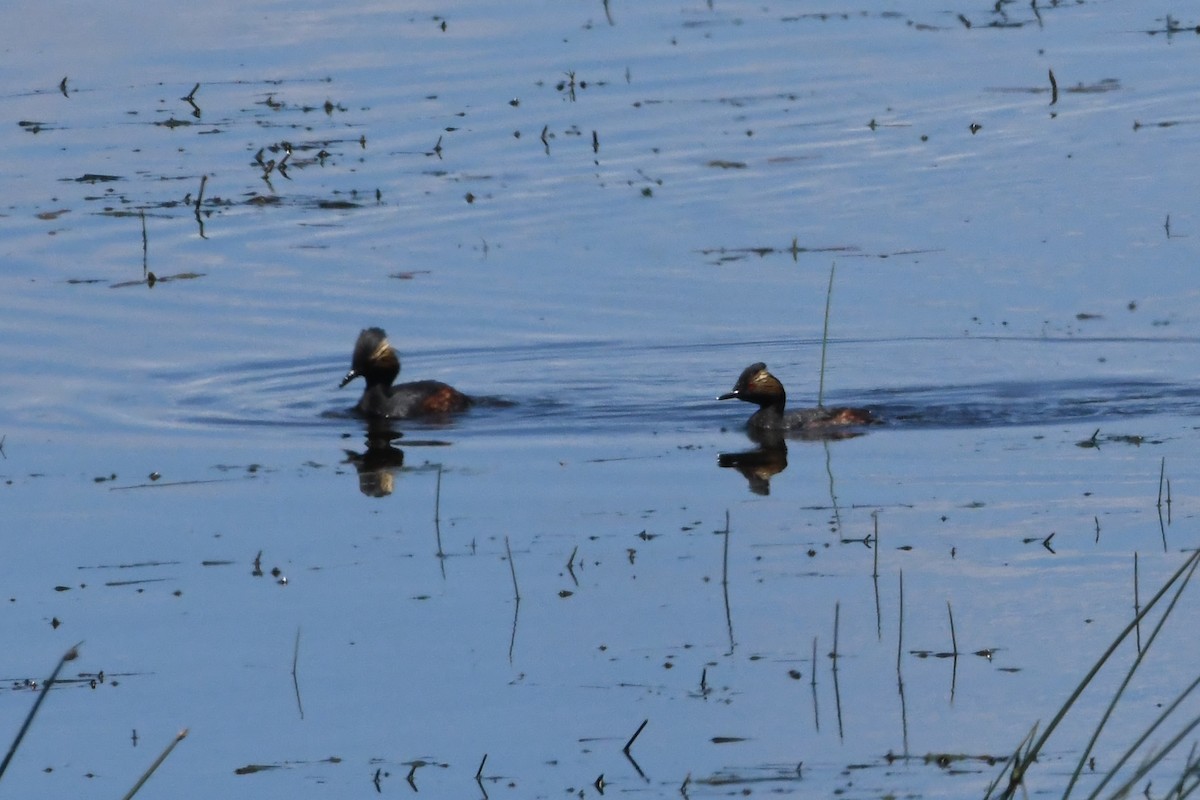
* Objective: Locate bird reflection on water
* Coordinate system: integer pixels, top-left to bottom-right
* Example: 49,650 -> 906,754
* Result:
342,420 -> 407,497
717,425 -> 866,495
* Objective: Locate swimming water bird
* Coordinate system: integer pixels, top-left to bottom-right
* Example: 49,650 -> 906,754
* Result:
339,327 -> 471,419
718,362 -> 876,432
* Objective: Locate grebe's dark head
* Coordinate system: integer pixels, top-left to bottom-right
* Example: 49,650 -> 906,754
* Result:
718,362 -> 786,408
339,327 -> 400,389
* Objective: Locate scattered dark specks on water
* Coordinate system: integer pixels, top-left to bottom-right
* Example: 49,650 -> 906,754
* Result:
1067,78 -> 1121,94
235,764 -> 280,775
109,271 -> 205,289
71,174 -> 123,183
1078,430 -> 1156,448
1110,434 -> 1154,445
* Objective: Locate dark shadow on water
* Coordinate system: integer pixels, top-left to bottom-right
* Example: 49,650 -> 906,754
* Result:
861,378 -> 1200,430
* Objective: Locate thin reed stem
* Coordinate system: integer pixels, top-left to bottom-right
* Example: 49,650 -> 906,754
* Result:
0,644 -> 80,782
504,536 -> 520,602
896,571 -> 904,673
810,637 -> 818,687
946,601 -> 957,656
817,262 -> 836,408
140,209 -> 148,274
121,729 -> 188,800
1067,552 -> 1200,799
871,511 -> 880,578
1134,552 -> 1141,655
623,719 -> 648,754
831,602 -> 840,662
994,550 -> 1200,799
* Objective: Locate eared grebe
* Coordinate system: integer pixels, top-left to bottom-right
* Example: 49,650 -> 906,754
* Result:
339,327 -> 471,419
718,362 -> 876,431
